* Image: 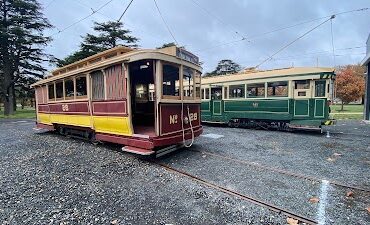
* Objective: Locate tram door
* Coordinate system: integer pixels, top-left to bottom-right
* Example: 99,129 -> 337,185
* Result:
210,86 -> 223,119
129,60 -> 156,135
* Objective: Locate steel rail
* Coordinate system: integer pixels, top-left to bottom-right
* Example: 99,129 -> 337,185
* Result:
153,161 -> 318,225
189,149 -> 370,193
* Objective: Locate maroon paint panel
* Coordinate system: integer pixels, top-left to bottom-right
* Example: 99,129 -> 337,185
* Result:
154,126 -> 203,147
95,126 -> 203,150
48,101 -> 89,115
160,103 -> 201,135
96,133 -> 154,149
38,104 -> 49,113
92,100 -> 127,116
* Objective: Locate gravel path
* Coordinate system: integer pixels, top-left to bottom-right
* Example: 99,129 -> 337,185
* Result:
0,120 -> 288,225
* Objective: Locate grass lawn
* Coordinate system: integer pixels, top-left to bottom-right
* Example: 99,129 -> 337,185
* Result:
0,107 -> 36,119
330,104 -> 364,120
331,104 -> 364,113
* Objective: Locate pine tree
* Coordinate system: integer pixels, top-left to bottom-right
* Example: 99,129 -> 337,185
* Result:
58,21 -> 139,67
0,0 -> 52,116
204,59 -> 242,77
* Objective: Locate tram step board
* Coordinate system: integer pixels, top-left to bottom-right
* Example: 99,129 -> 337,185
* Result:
122,146 -> 155,155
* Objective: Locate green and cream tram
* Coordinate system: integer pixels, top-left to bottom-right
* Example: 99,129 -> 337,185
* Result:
200,67 -> 336,130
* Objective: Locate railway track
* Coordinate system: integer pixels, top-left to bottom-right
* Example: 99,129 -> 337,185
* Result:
189,149 -> 370,193
152,160 -> 318,225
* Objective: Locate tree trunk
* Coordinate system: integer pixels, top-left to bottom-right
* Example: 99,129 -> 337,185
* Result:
2,68 -> 15,116
4,95 -> 15,116
12,85 -> 17,111
341,101 -> 344,111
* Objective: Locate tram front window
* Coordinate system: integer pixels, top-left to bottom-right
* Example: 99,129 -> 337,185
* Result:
162,64 -> 180,98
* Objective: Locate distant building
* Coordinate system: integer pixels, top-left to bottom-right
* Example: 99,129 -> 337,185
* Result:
361,33 -> 370,120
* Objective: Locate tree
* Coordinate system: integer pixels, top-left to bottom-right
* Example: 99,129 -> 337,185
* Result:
57,21 -> 139,67
335,65 -> 365,110
204,59 -> 241,77
0,0 -> 52,116
156,42 -> 176,49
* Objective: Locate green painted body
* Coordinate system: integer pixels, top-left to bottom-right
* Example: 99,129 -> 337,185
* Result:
201,98 -> 330,127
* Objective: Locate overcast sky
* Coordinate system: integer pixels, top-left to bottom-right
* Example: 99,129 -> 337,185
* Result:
41,0 -> 370,73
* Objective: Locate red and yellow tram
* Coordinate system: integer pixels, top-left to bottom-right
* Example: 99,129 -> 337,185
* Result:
31,46 -> 203,156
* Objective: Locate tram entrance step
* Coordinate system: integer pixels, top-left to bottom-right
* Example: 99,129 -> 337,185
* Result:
122,146 -> 155,155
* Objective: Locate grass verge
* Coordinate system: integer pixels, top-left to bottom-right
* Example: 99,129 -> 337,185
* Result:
0,107 -> 36,119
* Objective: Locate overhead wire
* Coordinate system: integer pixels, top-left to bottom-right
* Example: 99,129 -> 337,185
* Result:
255,15 -> 335,68
152,0 -> 179,45
49,0 -> 116,37
188,0 -> 247,40
117,0 -> 134,22
192,7 -> 369,54
330,18 -> 336,66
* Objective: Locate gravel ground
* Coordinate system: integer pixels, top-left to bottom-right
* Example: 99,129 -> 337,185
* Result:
0,119 -> 287,225
0,119 -> 369,224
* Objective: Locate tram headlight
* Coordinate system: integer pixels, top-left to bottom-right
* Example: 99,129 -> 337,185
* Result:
184,116 -> 189,124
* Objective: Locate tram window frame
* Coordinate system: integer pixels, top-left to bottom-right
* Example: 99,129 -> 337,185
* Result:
247,83 -> 265,98
224,86 -> 228,99
75,75 -> 87,99
91,70 -> 105,101
295,80 -> 310,89
267,81 -> 288,97
183,66 -> 194,99
48,83 -> 55,101
64,78 -> 75,100
162,63 -> 180,99
194,71 -> 201,99
315,80 -> 326,97
205,88 -> 210,99
55,80 -> 64,100
229,84 -> 245,99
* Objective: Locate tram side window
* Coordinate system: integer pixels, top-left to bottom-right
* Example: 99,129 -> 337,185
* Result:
205,88 -> 210,99
229,84 -> 245,98
64,79 -> 74,99
315,80 -> 326,97
91,71 -> 105,100
76,76 -> 87,98
183,66 -> 194,98
162,64 -> 180,97
267,81 -> 288,97
247,83 -> 265,98
295,80 -> 310,89
48,83 -> 55,101
55,81 -> 64,100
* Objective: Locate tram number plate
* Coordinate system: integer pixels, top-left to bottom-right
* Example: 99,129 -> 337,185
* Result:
169,113 -> 198,125
252,102 -> 259,108
62,104 -> 69,112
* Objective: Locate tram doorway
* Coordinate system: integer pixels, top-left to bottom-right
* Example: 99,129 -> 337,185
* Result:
210,86 -> 223,118
129,60 -> 156,136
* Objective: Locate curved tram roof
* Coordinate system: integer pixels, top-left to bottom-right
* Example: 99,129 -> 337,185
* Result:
202,67 -> 335,85
32,46 -> 202,87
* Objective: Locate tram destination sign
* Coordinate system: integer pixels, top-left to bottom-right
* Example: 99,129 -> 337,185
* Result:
176,48 -> 199,65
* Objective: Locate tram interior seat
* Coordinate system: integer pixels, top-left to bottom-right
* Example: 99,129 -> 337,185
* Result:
129,60 -> 156,136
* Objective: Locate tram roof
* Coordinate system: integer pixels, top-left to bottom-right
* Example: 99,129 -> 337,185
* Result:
32,46 -> 201,87
201,67 -> 335,84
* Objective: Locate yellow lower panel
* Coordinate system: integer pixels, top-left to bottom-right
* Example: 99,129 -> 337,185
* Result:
38,113 -> 52,125
93,116 -> 133,136
37,113 -> 133,136
49,114 -> 91,127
